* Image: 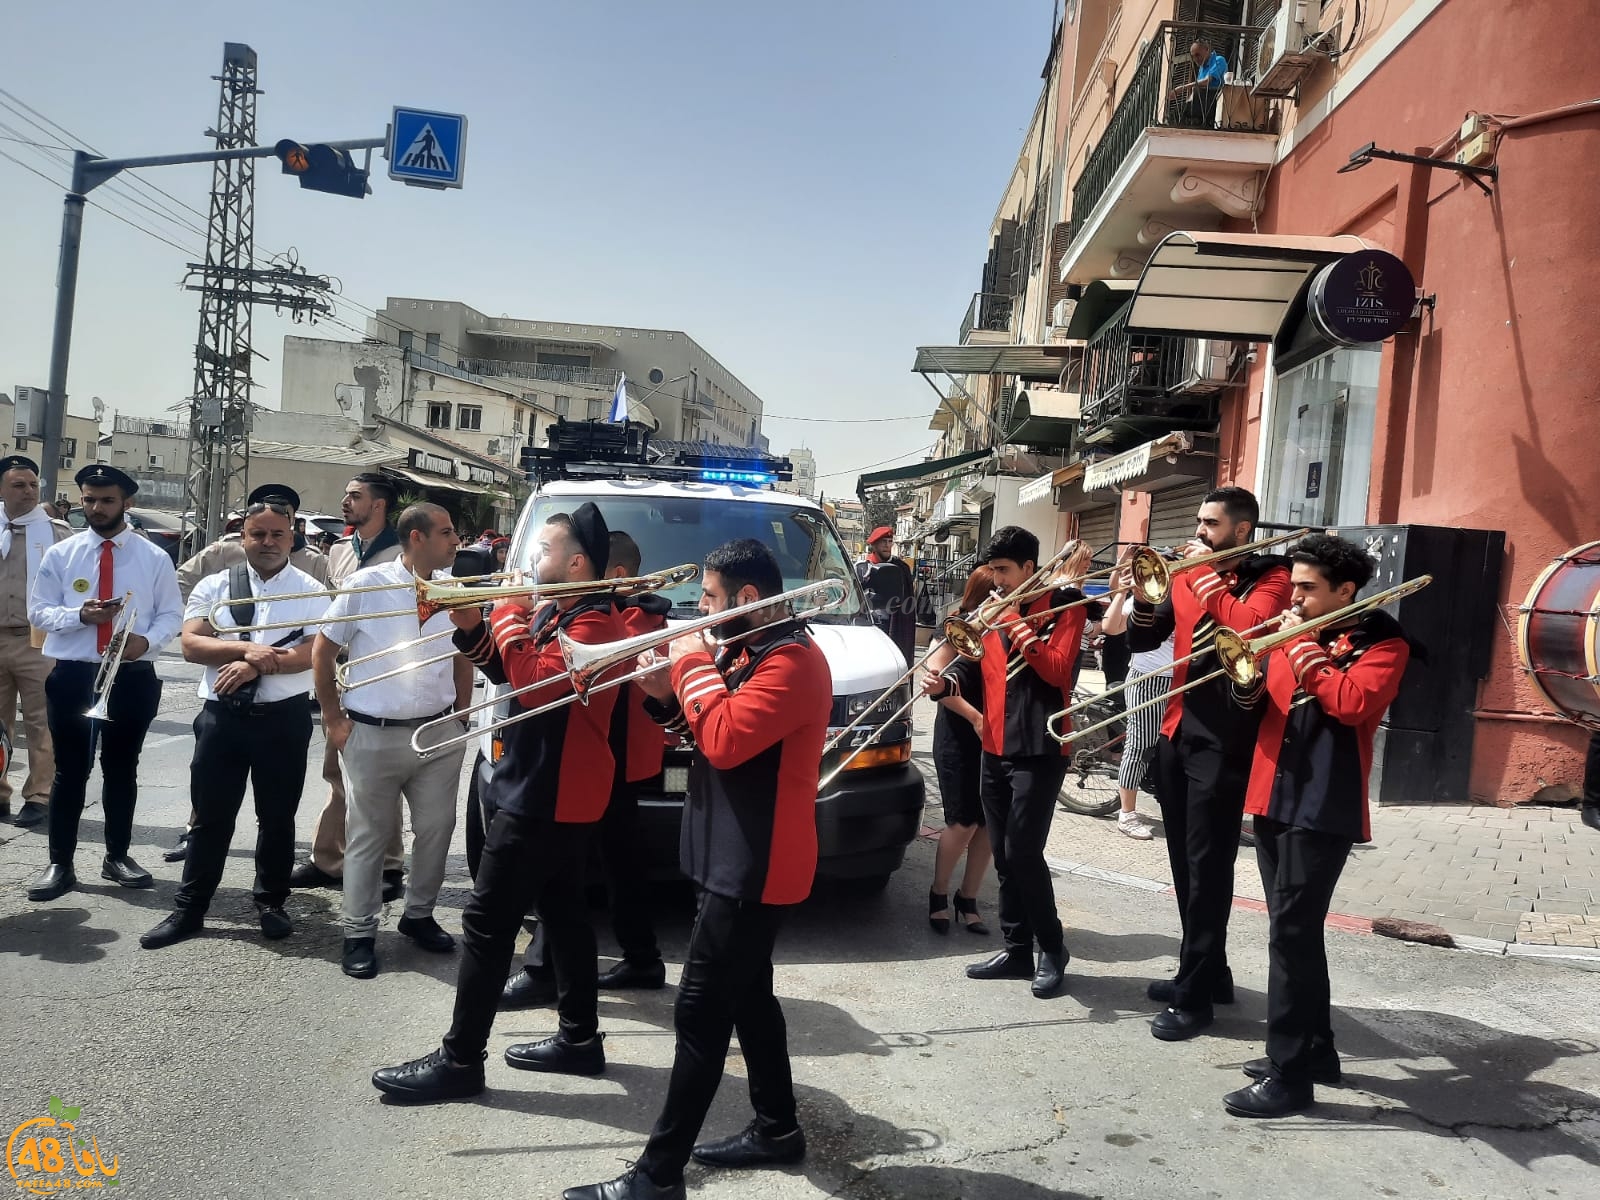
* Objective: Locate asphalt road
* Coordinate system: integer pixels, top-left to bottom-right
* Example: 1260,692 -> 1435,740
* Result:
2,649 -> 1599,1199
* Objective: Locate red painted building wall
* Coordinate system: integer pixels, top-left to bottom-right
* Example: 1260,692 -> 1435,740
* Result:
1216,0 -> 1600,802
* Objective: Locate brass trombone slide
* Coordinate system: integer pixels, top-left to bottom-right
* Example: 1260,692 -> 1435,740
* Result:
411,578 -> 850,757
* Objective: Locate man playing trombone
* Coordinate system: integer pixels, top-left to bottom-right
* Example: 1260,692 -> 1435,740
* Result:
1117,486 -> 1292,1041
1223,533 -> 1412,1117
25,464 -> 182,902
371,502 -> 623,1097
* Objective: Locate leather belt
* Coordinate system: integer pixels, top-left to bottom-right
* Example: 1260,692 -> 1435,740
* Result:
346,707 -> 452,730
204,696 -> 310,718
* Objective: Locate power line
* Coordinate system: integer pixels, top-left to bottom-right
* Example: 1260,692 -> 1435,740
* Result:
815,442 -> 940,482
0,146 -> 204,257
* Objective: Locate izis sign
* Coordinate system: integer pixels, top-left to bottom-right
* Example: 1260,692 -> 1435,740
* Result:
1308,250 -> 1417,346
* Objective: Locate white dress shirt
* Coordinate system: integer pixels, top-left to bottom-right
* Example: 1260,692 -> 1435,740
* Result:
29,526 -> 184,664
322,559 -> 458,719
186,562 -> 331,703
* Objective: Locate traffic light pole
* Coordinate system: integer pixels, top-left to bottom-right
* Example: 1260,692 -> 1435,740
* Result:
38,136 -> 384,501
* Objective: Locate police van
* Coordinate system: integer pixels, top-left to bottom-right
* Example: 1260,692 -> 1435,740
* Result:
463,420 -> 925,891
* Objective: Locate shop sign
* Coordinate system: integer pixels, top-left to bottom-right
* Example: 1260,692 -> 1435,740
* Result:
1308,249 -> 1416,346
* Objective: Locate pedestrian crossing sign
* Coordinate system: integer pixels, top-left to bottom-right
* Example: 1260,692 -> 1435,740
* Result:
387,107 -> 468,189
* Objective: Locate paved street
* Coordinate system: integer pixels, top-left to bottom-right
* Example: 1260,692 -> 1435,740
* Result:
3,657 -> 1599,1199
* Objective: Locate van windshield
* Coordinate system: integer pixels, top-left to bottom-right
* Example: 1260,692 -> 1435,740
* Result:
520,494 -> 868,622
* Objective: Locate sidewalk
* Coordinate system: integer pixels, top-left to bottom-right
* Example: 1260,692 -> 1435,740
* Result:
908,696 -> 1600,958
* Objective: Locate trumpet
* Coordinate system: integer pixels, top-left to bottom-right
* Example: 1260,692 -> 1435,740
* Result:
1046,575 -> 1432,746
85,592 -> 138,723
411,577 -> 851,757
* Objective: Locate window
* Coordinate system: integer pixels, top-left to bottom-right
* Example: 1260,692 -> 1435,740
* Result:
554,395 -> 571,418
424,332 -> 440,356
587,399 -> 604,421
457,406 -> 483,431
61,437 -> 77,458
427,402 -> 452,429
1261,346 -> 1382,528
398,331 -> 414,351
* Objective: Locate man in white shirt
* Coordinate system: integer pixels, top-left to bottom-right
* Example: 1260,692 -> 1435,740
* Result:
26,464 -> 183,902
313,502 -> 472,979
141,500 -> 332,949
0,454 -> 72,829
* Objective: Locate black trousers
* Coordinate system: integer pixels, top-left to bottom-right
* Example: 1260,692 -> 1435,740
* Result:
980,752 -> 1069,957
1100,633 -> 1131,716
1254,816 -> 1353,1083
1584,730 -> 1600,809
1154,730 -> 1250,1011
176,699 -> 313,915
443,810 -> 599,1061
46,659 -> 161,866
637,889 -> 796,1186
522,777 -> 662,977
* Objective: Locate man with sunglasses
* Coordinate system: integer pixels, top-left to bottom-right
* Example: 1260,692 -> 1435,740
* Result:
141,498 -> 331,948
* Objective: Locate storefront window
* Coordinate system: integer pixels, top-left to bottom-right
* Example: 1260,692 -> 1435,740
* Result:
1262,345 -> 1381,528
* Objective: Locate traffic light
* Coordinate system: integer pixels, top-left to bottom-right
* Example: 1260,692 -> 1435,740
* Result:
274,139 -> 370,198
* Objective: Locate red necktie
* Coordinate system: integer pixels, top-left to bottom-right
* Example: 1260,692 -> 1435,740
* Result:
97,540 -> 115,654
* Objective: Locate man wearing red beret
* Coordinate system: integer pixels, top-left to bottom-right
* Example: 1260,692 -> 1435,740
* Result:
856,526 -> 915,665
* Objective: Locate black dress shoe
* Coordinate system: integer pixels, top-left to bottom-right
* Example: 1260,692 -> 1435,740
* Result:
13,800 -> 47,828
101,854 -> 153,888
598,957 -> 666,990
397,914 -> 455,952
1223,1076 -> 1314,1118
382,869 -> 405,903
692,1120 -> 807,1168
1147,969 -> 1235,1005
162,830 -> 190,863
342,937 -> 378,979
562,1166 -> 686,1200
27,863 -> 76,902
966,949 -> 1034,980
141,911 -> 204,949
1031,949 -> 1069,998
289,860 -> 341,889
504,1031 -> 605,1076
499,969 -> 557,1009
1243,1049 -> 1341,1086
1582,805 -> 1600,833
1151,1006 -> 1214,1041
371,1047 -> 485,1103
259,906 -> 293,940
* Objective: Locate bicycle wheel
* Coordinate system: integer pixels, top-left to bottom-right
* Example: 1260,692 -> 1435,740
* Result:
1056,700 -> 1124,817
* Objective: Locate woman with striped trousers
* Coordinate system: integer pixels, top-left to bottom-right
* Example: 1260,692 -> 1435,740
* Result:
1101,590 -> 1173,839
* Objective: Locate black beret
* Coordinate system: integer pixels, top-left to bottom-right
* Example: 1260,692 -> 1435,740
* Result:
0,454 -> 40,477
568,501 -> 610,576
75,463 -> 139,496
247,482 -> 301,510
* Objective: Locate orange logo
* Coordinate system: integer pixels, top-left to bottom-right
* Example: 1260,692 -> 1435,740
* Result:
6,1098 -> 121,1193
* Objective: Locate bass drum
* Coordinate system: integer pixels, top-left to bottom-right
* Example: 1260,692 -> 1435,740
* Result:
1517,540 -> 1600,729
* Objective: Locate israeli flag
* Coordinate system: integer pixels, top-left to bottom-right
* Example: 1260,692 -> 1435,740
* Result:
608,372 -> 629,423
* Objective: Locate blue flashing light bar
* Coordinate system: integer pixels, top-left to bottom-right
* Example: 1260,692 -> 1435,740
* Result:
699,469 -> 776,486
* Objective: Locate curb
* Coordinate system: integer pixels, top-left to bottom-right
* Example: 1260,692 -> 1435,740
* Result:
1040,853 -> 1600,966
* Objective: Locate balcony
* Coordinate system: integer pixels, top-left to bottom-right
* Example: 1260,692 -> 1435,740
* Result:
460,357 -> 622,391
1060,20 -> 1279,287
1076,302 -> 1223,451
958,292 -> 1015,346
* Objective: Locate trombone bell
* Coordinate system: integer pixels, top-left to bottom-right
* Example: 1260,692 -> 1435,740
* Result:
939,615 -> 987,660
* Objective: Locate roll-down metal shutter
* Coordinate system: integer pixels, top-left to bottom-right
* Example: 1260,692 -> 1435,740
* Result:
1145,479 -> 1214,550
1075,504 -> 1120,564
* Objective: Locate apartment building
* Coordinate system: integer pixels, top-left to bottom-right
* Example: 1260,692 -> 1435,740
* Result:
0,390 -> 103,501
775,447 -> 817,499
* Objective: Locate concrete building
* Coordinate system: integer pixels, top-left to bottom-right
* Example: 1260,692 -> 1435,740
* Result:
911,0 -> 1600,804
776,447 -> 817,499
361,298 -> 765,447
1,391 -> 103,501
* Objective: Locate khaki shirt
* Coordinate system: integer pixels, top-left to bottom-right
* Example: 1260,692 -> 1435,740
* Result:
177,534 -> 331,601
326,528 -> 403,588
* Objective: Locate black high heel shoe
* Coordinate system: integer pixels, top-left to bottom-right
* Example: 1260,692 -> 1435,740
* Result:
954,892 -> 989,936
928,890 -> 951,935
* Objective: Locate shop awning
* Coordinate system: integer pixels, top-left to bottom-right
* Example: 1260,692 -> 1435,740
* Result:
1124,232 -> 1369,341
1017,470 -> 1058,506
1083,432 -> 1214,492
857,447 -> 992,495
912,344 -> 1080,383
1062,279 -> 1137,340
386,466 -> 506,497
1007,384 -> 1080,448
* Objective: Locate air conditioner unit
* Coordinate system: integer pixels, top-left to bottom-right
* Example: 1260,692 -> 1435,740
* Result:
14,422 -> 27,437
149,454 -> 163,469
1050,297 -> 1075,328
1251,0 -> 1325,100
1184,339 -> 1236,390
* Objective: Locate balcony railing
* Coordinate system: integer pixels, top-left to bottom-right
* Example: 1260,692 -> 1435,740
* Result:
1078,302 -> 1220,440
1069,20 -> 1269,242
461,358 -> 622,390
958,292 -> 1015,344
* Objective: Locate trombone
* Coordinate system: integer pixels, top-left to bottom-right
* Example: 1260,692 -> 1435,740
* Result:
410,577 -> 851,757
85,592 -> 137,723
1047,574 -> 1432,746
332,563 -> 701,690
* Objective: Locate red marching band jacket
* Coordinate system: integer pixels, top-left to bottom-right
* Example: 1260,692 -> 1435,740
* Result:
1241,609 -> 1411,844
646,622 -> 833,906
610,593 -> 672,783
1127,556 -> 1293,746
453,593 -> 621,823
982,588 -> 1088,759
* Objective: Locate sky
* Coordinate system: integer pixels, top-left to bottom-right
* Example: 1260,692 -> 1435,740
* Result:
0,0 -> 1055,495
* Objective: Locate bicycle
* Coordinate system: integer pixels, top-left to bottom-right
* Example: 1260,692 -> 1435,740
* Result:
1055,686 -> 1128,817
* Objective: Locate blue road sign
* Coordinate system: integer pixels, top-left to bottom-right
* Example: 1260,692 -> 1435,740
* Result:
388,107 -> 467,189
